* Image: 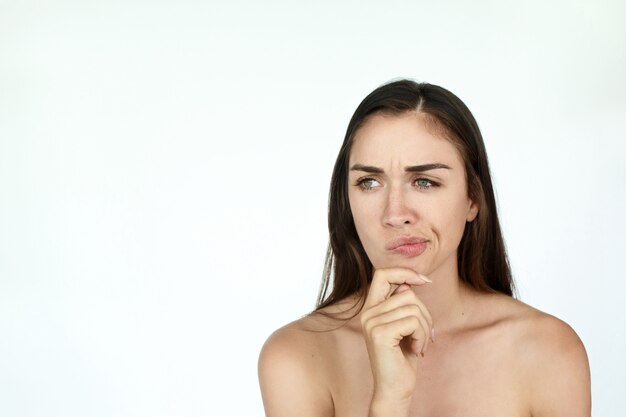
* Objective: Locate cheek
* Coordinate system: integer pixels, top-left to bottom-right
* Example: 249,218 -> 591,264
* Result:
348,187 -> 371,219
348,193 -> 380,249
349,195 -> 371,234
437,198 -> 471,245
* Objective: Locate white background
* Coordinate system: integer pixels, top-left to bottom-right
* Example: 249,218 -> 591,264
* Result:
1,0 -> 625,416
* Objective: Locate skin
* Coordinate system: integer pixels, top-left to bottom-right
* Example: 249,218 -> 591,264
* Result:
258,112 -> 591,417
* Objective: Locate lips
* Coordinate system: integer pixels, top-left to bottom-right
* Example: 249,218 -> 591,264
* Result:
386,236 -> 429,257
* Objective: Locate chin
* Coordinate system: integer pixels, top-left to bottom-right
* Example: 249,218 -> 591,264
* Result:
374,258 -> 430,275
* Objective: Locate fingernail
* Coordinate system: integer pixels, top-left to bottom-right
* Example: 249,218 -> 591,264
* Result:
431,327 -> 436,343
419,275 -> 432,283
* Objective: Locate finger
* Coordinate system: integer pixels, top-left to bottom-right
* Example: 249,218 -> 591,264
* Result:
410,295 -> 433,332
412,313 -> 431,354
398,317 -> 428,348
364,268 -> 431,310
370,315 -> 427,347
365,296 -> 434,349
364,306 -> 430,356
411,335 -> 429,357
392,283 -> 412,296
411,339 -> 422,357
365,289 -> 433,331
398,290 -> 434,332
364,304 -> 425,335
401,309 -> 430,355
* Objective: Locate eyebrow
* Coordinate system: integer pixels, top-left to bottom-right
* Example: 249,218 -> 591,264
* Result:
349,163 -> 452,173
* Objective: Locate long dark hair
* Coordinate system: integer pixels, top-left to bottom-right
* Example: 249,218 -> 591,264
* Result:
316,79 -> 515,313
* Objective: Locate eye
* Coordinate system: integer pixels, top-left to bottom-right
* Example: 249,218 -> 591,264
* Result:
414,178 -> 439,189
356,177 -> 382,191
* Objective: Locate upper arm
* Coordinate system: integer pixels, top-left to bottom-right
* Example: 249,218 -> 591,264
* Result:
258,326 -> 334,417
527,316 -> 591,417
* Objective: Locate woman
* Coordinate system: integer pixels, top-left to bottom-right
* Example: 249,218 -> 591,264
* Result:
258,79 -> 591,417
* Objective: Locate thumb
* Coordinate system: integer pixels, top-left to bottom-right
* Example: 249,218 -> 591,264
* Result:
406,274 -> 432,286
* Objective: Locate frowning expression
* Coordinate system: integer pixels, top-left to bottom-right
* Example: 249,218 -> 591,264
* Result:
348,112 -> 478,277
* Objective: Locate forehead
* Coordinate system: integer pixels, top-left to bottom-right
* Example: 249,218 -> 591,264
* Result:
349,112 -> 463,169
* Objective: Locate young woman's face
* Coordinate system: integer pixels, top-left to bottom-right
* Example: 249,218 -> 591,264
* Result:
348,112 -> 478,277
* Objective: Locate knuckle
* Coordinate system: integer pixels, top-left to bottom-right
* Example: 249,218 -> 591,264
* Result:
372,270 -> 386,281
407,305 -> 422,316
407,316 -> 420,328
360,311 -> 370,326
400,289 -> 418,303
362,320 -> 375,335
400,304 -> 421,318
361,316 -> 373,331
370,324 -> 386,341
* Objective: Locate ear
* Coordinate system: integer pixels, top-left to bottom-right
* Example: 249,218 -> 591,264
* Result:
466,198 -> 479,222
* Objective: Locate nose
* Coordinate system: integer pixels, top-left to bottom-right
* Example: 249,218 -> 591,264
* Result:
382,186 -> 417,228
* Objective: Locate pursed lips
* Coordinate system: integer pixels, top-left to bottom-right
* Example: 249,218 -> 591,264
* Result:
385,236 -> 429,251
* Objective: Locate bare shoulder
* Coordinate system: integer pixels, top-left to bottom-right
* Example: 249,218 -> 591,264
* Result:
490,295 -> 589,368
489,295 -> 591,416
497,296 -> 588,361
259,297 -> 360,365
258,313 -> 339,417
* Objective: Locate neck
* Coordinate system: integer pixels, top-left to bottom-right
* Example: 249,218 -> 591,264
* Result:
413,261 -> 477,335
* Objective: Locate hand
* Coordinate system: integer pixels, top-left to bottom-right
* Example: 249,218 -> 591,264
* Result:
360,268 -> 434,412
